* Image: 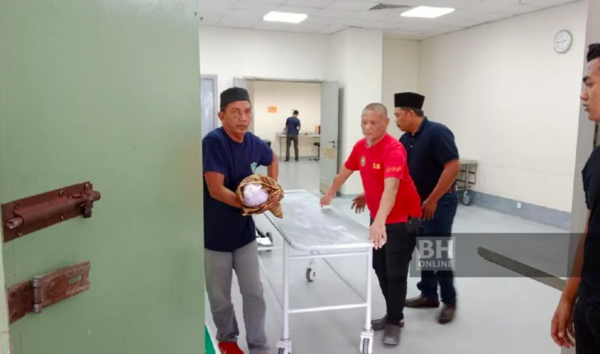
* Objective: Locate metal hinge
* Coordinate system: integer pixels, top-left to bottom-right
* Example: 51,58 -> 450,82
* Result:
7,262 -> 91,324
2,182 -> 101,243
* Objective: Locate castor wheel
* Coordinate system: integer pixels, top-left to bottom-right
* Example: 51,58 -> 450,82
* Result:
306,268 -> 316,282
462,191 -> 472,206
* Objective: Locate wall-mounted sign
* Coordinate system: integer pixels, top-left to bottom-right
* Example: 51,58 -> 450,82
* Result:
268,106 -> 277,113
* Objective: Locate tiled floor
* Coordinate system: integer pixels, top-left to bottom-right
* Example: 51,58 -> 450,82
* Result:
206,161 -> 567,354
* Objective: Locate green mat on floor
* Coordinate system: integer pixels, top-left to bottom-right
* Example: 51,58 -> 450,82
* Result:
205,327 -> 216,354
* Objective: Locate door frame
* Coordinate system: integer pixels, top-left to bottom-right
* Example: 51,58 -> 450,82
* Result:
241,78 -> 339,169
201,74 -> 219,131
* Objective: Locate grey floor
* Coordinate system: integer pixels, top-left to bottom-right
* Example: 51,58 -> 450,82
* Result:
206,161 -> 567,354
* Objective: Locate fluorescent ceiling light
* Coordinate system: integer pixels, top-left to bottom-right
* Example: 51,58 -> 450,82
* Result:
401,6 -> 455,19
263,11 -> 308,24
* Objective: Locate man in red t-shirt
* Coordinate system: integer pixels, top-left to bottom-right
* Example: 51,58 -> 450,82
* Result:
320,103 -> 422,347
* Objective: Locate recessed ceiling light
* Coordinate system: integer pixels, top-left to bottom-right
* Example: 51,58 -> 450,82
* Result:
263,11 -> 308,24
401,6 -> 455,19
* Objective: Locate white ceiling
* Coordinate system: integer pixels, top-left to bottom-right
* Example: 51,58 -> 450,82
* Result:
198,0 -> 579,40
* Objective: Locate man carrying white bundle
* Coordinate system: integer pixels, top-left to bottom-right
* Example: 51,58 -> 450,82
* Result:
203,87 -> 279,354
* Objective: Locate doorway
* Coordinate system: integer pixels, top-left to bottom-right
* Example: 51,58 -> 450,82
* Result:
201,75 -> 218,138
235,78 -> 340,195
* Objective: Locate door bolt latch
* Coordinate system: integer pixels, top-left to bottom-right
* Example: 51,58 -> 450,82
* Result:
1,182 -> 101,242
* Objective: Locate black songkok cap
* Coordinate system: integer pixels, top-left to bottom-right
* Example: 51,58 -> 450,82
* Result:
220,87 -> 251,111
394,92 -> 425,110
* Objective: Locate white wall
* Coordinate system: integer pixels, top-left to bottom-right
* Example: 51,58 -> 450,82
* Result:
419,1 -> 588,212
199,26 -> 330,107
328,28 -> 383,195
250,81 -> 321,158
382,39 -> 421,139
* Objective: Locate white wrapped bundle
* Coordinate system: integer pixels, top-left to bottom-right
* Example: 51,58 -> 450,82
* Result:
242,183 -> 269,207
235,174 -> 284,218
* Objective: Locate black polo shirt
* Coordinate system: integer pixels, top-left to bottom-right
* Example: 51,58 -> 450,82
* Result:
399,118 -> 459,201
580,145 -> 600,303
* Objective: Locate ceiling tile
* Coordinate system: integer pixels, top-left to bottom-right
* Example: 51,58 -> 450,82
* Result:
395,19 -> 448,32
429,9 -> 487,26
426,10 -> 502,27
528,0 -> 578,7
325,1 -> 379,11
217,16 -> 260,28
351,0 -> 420,5
354,10 -> 402,22
235,0 -> 287,3
438,0 -> 486,8
354,7 -> 408,21
459,12 -> 513,27
488,0 -> 539,3
252,22 -> 327,33
384,10 -> 471,24
284,0 -> 337,8
463,1 -> 539,14
304,16 -> 351,25
232,1 -> 280,12
275,5 -> 322,15
344,19 -> 401,30
316,24 -> 349,33
313,8 -> 362,19
224,9 -> 268,19
368,0 -> 480,8
198,0 -> 235,14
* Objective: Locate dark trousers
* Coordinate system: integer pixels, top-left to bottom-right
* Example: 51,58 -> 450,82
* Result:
286,135 -> 298,160
372,221 -> 416,324
575,299 -> 600,354
417,192 -> 458,306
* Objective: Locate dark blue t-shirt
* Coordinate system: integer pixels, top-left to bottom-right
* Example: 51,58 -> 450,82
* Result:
580,146 -> 600,303
285,117 -> 301,136
399,118 -> 459,200
203,127 -> 274,252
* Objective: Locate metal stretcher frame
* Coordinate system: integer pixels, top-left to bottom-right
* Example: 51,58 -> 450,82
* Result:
260,190 -> 375,354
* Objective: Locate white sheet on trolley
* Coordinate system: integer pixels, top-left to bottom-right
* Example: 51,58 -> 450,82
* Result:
266,190 -> 373,251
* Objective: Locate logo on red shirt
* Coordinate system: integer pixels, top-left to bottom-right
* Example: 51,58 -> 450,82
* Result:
360,156 -> 366,167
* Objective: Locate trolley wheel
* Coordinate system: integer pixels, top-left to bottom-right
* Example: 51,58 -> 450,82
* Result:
361,338 -> 371,354
306,268 -> 316,282
462,191 -> 472,206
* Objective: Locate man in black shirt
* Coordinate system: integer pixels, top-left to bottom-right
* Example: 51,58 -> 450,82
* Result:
395,92 -> 461,324
551,43 -> 600,354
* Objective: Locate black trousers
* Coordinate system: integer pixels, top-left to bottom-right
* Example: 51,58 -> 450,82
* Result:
418,192 -> 458,306
575,298 -> 600,353
372,221 -> 416,325
286,136 -> 299,159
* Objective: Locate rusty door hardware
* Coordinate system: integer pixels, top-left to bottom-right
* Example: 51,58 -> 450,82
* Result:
7,261 -> 91,324
2,182 -> 101,242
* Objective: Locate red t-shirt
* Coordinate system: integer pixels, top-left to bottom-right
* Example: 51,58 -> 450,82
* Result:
345,134 -> 422,224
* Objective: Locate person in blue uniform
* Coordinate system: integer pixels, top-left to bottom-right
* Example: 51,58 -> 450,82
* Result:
551,43 -> 600,354
203,87 -> 278,354
395,92 -> 461,324
284,110 -> 301,162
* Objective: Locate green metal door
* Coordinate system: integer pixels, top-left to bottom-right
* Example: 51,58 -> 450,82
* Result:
0,0 -> 205,353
